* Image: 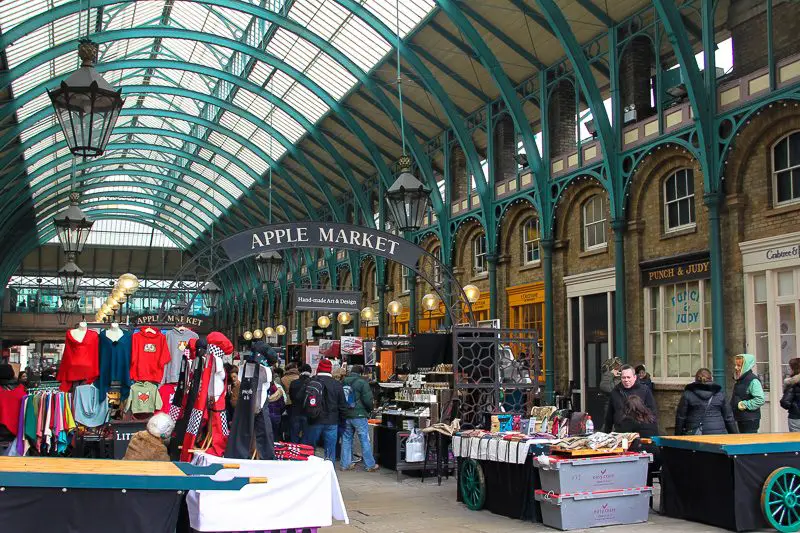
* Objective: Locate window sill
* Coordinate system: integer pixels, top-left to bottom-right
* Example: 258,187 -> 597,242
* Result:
661,224 -> 697,240
471,272 -> 489,282
580,245 -> 608,258
651,381 -> 692,392
520,261 -> 542,272
766,202 -> 800,218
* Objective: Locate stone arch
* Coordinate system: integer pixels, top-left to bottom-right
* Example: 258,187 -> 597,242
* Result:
360,258 -> 377,304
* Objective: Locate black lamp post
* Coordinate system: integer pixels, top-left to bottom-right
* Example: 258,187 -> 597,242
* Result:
47,40 -> 124,158
385,155 -> 432,232
255,251 -> 283,285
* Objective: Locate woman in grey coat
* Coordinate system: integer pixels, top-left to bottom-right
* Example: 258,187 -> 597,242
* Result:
675,368 -> 738,435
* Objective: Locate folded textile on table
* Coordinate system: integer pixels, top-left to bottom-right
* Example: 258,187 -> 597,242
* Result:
421,418 -> 460,436
274,442 -> 315,461
554,432 -> 639,450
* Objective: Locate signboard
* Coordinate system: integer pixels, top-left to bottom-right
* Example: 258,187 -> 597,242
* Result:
640,252 -> 711,287
765,244 -> 800,261
306,345 -> 321,372
220,222 -> 425,269
294,288 -> 361,312
133,314 -> 204,328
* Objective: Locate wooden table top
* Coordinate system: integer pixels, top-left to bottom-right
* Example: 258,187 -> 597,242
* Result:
658,433 -> 800,446
0,457 -> 189,476
653,433 -> 800,455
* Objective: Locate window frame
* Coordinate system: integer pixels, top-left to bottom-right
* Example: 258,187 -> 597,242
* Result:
663,168 -> 696,232
432,246 -> 443,286
473,234 -> 487,276
772,131 -> 800,208
522,217 -> 541,265
582,195 -> 607,251
401,266 -> 410,294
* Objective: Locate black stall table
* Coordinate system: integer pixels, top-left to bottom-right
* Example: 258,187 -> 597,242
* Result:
452,434 -> 554,522
654,433 -> 800,532
0,456 -> 263,533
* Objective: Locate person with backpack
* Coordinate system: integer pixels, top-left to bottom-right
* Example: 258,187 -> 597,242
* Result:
340,365 -> 378,472
302,358 -> 347,461
675,368 -> 737,435
780,358 -> 800,432
288,364 -> 312,443
731,353 -> 765,434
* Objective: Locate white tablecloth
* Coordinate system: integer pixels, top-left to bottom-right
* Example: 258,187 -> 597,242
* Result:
452,435 -> 555,464
187,453 -> 349,532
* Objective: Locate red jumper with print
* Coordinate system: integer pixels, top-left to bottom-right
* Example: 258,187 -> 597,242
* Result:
130,329 -> 170,382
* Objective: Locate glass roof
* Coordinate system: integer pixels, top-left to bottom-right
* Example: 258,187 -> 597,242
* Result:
1,0 -> 436,248
47,219 -> 179,248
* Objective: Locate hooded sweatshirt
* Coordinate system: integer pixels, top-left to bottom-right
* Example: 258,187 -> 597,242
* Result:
781,374 -> 800,420
731,353 -> 764,421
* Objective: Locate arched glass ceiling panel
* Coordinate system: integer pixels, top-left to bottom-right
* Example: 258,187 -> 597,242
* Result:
46,219 -> 179,249
2,0 -> 437,249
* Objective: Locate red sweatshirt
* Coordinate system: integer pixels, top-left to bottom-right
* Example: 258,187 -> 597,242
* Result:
131,329 -> 170,382
0,385 -> 26,435
57,329 -> 100,392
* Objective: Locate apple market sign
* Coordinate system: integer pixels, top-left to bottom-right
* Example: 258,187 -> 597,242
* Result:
220,222 -> 424,268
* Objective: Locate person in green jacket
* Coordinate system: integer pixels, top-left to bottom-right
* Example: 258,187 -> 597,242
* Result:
730,353 -> 765,433
340,365 -> 378,472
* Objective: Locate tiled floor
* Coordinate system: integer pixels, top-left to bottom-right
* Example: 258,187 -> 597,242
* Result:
326,465 -> 733,533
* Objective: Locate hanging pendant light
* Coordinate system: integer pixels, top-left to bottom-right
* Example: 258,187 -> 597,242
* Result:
276,324 -> 287,336
62,292 -> 81,313
255,251 -> 283,285
201,281 -> 222,310
58,260 -> 84,294
53,191 -> 94,258
386,155 -> 432,232
48,40 -> 124,157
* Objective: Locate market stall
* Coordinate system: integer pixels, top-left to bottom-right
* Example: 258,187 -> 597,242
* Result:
187,452 -> 348,532
0,456 -> 261,533
654,433 -> 800,532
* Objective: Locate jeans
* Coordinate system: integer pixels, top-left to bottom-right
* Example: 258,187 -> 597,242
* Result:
341,418 -> 376,469
305,424 -> 338,461
789,418 -> 800,432
290,414 -> 308,443
737,419 -> 760,434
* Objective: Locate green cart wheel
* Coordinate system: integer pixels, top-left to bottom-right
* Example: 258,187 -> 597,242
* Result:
459,458 -> 486,511
762,467 -> 800,532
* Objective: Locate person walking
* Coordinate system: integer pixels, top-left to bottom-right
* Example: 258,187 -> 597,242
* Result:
288,364 -> 312,443
731,353 -> 764,434
781,358 -> 800,432
603,364 -> 657,432
303,358 -> 347,461
675,368 -> 737,435
340,365 -> 378,472
635,365 -> 654,393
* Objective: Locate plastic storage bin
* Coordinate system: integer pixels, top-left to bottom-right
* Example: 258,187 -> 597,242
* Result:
536,452 -> 651,493
535,487 -> 652,530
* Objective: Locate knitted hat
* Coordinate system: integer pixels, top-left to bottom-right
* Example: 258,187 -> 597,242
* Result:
147,412 -> 176,439
207,332 -> 233,355
317,358 -> 332,374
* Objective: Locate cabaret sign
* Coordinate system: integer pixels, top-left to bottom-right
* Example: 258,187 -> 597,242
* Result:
220,222 -> 424,269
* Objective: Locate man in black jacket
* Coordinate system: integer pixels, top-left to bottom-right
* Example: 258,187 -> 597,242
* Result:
604,365 -> 658,432
303,358 -> 347,461
288,364 -> 312,443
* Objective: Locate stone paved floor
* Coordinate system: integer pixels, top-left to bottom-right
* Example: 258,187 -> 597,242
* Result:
325,466 -> 737,533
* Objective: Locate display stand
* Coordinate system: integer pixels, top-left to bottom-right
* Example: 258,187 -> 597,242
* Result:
654,433 -> 800,532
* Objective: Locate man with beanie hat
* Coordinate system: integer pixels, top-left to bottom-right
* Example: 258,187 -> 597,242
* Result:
303,358 -> 347,461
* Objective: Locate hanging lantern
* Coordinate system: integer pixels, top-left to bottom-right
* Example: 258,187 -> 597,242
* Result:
276,325 -> 287,336
385,155 -> 432,232
58,260 -> 84,294
57,304 -> 69,326
62,292 -> 80,313
337,311 -> 352,325
265,327 -> 275,337
317,315 -> 331,329
53,192 -> 94,258
255,251 -> 283,285
243,331 -> 253,341
360,306 -> 375,321
463,284 -> 481,304
252,329 -> 264,340
422,293 -> 439,312
201,280 -> 222,309
387,300 -> 403,317
47,40 -> 124,158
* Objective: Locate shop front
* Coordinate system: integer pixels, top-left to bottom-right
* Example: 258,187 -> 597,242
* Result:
563,268 -> 615,422
740,232 -> 800,432
506,282 -> 545,383
464,292 -> 490,323
641,251 -> 713,388
393,309 -> 410,335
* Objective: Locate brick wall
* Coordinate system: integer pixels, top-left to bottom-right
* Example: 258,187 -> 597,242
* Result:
548,79 -> 577,158
494,115 -> 517,183
450,147 -> 467,202
453,219 -> 490,302
728,0 -> 800,77
619,35 -> 654,118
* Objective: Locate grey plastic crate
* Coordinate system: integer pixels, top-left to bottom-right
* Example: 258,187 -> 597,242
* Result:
536,452 -> 651,493
535,487 -> 652,530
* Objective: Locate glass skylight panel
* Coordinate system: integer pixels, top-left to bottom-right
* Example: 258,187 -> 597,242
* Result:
226,164 -> 256,191
17,92 -> 51,122
0,0 -> 69,35
238,147 -> 268,175
19,116 -> 56,144
304,53 -> 357,100
271,108 -> 305,142
331,16 -> 389,71
99,38 -> 154,63
283,84 -> 328,122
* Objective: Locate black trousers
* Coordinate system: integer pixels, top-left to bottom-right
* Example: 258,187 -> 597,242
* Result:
254,408 -> 275,460
737,419 -> 760,433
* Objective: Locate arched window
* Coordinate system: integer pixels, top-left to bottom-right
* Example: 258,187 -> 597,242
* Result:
773,132 -> 800,206
583,195 -> 607,250
664,169 -> 695,231
522,217 -> 541,264
473,233 -> 487,275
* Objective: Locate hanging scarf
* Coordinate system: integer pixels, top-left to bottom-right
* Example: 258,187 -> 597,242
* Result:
172,348 -> 205,461
168,347 -> 191,421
